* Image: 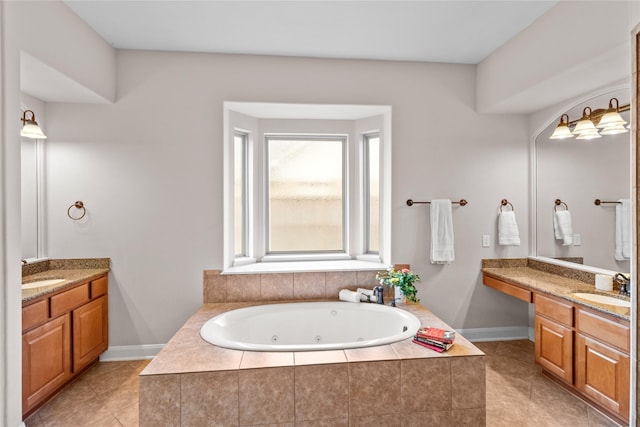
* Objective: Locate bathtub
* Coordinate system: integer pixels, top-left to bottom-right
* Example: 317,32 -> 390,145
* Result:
199,301 -> 422,351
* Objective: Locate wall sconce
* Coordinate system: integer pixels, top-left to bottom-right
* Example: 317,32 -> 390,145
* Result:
549,98 -> 629,141
20,110 -> 47,139
597,97 -> 628,135
549,114 -> 574,139
573,107 -> 601,140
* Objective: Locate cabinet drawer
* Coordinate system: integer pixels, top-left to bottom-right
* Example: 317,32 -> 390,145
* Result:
535,293 -> 574,326
50,284 -> 89,318
90,276 -> 108,299
483,274 -> 532,303
577,308 -> 629,353
22,300 -> 48,332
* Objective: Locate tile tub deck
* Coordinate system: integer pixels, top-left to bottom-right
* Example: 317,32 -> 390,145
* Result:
139,301 -> 485,426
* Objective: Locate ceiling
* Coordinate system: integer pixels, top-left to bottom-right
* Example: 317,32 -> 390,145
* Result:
63,1 -> 558,65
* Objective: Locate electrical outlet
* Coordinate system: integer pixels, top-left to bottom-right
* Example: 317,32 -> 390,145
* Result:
482,234 -> 490,248
573,234 -> 581,246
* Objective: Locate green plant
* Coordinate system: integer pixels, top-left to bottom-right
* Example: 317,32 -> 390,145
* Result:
375,268 -> 421,303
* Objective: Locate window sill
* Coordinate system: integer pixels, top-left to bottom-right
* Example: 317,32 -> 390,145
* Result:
222,259 -> 389,275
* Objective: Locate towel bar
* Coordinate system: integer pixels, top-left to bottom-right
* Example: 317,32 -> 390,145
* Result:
406,199 -> 468,207
594,199 -> 621,206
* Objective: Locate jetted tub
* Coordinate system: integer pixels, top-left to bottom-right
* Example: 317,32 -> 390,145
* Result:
200,301 -> 422,351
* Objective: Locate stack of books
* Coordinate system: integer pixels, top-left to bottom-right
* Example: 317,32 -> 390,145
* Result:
412,326 -> 455,352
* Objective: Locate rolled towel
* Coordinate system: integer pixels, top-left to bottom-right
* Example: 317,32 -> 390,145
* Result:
339,289 -> 361,303
498,211 -> 520,246
357,288 -> 374,302
554,210 -> 573,246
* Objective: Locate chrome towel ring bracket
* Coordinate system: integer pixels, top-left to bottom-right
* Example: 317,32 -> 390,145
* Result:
67,201 -> 86,220
554,199 -> 568,211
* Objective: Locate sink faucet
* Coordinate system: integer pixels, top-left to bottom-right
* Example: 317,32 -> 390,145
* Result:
614,273 -> 631,297
373,285 -> 384,305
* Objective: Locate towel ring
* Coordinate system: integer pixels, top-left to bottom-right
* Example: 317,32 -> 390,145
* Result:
554,199 -> 568,212
500,199 -> 514,212
67,201 -> 86,220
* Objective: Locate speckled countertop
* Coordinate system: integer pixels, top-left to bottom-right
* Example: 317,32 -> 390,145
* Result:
482,258 -> 630,321
21,258 -> 110,304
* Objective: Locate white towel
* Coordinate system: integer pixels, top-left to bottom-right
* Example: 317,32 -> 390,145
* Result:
498,211 -> 520,246
430,199 -> 454,264
615,199 -> 631,261
338,289 -> 361,303
357,288 -> 374,302
553,210 -> 573,246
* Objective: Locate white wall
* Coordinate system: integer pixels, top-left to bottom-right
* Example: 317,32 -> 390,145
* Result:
477,1 -> 631,114
41,50 -> 531,347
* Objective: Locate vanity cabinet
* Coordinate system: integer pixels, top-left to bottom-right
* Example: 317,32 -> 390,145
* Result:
482,272 -> 630,423
534,293 -> 574,383
21,275 -> 109,416
575,307 -> 630,420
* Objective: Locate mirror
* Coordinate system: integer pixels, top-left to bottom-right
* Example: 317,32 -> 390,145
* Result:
534,89 -> 631,273
20,98 -> 46,261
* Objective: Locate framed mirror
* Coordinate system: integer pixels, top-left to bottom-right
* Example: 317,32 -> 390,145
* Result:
533,88 -> 631,273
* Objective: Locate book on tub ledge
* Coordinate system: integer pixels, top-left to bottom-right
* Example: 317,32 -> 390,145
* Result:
412,326 -> 456,353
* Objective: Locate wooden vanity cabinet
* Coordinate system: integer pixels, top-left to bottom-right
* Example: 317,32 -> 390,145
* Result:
575,307 -> 630,420
21,275 -> 109,416
534,293 -> 574,384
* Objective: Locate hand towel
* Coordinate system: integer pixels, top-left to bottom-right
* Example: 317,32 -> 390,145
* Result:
338,289 -> 361,303
553,210 -> 573,246
615,199 -> 631,260
498,211 -> 520,246
430,199 -> 454,264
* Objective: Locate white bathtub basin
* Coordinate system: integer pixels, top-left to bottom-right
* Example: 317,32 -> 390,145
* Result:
200,301 -> 422,352
22,278 -> 67,290
571,292 -> 630,308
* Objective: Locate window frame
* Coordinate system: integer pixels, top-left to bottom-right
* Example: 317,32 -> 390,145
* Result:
223,102 -> 391,272
363,132 -> 380,255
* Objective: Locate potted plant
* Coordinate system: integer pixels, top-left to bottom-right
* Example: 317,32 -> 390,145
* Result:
376,267 -> 421,304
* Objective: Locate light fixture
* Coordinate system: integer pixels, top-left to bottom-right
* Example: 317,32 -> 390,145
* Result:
572,107 -> 601,140
597,97 -> 628,135
549,114 -> 575,139
20,110 -> 47,139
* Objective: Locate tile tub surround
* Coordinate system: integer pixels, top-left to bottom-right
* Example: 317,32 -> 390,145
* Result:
139,302 -> 486,426
21,258 -> 111,303
204,269 -> 395,303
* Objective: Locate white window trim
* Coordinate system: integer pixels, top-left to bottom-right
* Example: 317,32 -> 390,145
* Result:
223,102 -> 392,273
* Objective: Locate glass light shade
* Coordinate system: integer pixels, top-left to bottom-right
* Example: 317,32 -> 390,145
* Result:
20,123 -> 47,139
572,118 -> 598,135
575,130 -> 602,140
599,124 -> 628,135
549,124 -> 574,139
597,111 -> 627,128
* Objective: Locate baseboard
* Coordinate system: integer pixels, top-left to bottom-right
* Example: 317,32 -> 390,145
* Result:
456,326 -> 533,342
100,344 -> 165,361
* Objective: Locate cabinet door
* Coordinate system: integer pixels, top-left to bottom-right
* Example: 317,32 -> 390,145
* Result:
535,314 -> 573,383
22,313 -> 71,414
576,334 -> 629,421
73,295 -> 109,372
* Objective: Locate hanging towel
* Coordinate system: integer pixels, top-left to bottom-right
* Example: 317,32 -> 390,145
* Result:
430,199 -> 455,264
615,199 -> 631,261
498,211 -> 521,246
553,210 -> 573,246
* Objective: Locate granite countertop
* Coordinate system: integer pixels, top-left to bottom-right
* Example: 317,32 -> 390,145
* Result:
482,264 -> 630,321
21,258 -> 110,304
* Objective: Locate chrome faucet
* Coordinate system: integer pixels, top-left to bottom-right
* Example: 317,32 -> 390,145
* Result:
614,273 -> 631,297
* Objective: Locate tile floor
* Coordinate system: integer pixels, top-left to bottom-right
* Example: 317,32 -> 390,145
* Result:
23,340 -> 623,427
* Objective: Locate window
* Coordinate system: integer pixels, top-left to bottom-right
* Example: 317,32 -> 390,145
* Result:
224,102 -> 391,270
233,132 -> 248,257
364,133 -> 380,254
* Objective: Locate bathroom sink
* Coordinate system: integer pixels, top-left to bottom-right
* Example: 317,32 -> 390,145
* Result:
22,279 -> 67,290
571,292 -> 631,308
